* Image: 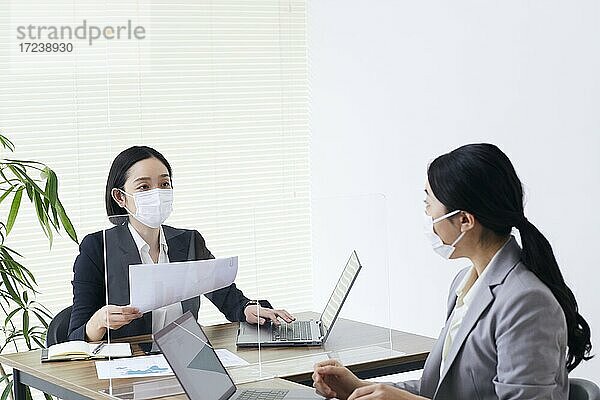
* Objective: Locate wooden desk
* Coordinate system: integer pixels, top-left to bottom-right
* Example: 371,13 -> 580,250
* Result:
0,314 -> 435,400
0,349 -> 309,400
202,312 -> 434,384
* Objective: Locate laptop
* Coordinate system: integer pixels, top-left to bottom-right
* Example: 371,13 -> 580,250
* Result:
236,250 -> 362,347
154,312 -> 322,400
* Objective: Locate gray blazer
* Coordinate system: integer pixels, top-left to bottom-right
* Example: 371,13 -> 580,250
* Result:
394,236 -> 568,399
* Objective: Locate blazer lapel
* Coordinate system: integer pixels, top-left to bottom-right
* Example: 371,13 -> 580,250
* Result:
419,269 -> 464,398
105,224 -> 195,335
434,237 -> 522,397
162,226 -> 200,317
163,225 -> 189,262
106,225 -> 143,305
435,284 -> 494,393
108,224 -> 188,302
420,318 -> 451,397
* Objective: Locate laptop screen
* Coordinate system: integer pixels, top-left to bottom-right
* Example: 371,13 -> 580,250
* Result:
154,312 -> 236,400
319,251 -> 362,338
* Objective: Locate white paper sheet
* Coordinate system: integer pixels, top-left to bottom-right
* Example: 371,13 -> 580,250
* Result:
129,257 -> 238,313
96,355 -> 173,379
96,350 -> 248,379
215,349 -> 249,367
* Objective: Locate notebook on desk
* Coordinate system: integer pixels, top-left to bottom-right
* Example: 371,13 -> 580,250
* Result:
236,250 -> 363,347
41,341 -> 131,362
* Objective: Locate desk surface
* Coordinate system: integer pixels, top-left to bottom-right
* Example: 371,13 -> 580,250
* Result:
0,313 -> 435,400
202,311 -> 434,382
0,347 -> 309,400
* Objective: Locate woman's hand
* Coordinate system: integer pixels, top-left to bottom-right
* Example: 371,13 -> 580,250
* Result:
244,305 -> 294,325
347,383 -> 425,400
86,305 -> 143,341
312,360 -> 368,400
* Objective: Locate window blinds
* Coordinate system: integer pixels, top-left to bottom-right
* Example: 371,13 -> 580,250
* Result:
0,0 -> 311,327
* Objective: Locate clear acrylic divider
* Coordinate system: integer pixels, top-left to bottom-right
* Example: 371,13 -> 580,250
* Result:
99,210 -> 268,399
96,214 -> 185,400
250,195 -> 314,379
252,194 -> 393,380
100,213 -> 130,398
202,205 -> 269,384
312,194 -> 393,360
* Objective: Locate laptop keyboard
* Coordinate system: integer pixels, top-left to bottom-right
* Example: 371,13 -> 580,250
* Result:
272,321 -> 312,341
237,390 -> 289,400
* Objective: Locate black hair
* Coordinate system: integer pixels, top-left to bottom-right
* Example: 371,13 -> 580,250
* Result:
105,146 -> 172,225
428,143 -> 592,372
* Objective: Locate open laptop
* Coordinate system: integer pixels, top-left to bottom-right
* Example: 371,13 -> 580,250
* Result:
236,250 -> 362,347
154,312 -> 321,400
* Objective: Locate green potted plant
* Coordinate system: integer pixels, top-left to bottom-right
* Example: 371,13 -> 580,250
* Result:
0,133 -> 78,400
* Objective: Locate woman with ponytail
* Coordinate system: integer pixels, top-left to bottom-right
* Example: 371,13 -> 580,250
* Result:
312,143 -> 592,400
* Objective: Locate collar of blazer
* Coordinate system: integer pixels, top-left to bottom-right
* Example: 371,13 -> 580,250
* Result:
111,223 -> 190,264
434,235 -> 522,395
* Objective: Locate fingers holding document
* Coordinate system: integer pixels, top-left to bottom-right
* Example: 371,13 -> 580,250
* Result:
98,305 -> 142,329
86,305 -> 143,341
103,305 -> 143,327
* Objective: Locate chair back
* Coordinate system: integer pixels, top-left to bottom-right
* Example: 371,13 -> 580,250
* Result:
46,306 -> 72,347
570,378 -> 600,400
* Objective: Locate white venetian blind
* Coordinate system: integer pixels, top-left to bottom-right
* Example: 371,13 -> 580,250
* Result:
0,0 -> 311,327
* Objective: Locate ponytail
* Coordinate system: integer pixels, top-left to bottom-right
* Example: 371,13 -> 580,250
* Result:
428,143 -> 593,372
517,218 -> 593,371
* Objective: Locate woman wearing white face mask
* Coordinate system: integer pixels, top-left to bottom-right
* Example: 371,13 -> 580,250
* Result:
312,144 -> 592,400
68,146 -> 295,342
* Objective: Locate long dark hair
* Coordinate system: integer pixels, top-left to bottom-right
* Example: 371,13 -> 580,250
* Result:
428,143 -> 592,371
105,146 -> 172,225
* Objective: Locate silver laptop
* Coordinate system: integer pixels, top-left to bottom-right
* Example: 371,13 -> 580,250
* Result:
236,250 -> 362,347
154,312 -> 321,400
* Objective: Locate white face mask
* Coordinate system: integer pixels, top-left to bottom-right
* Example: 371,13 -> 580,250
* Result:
118,188 -> 173,228
424,209 -> 466,259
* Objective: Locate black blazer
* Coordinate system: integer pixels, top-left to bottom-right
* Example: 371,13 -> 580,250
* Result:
68,223 -> 251,341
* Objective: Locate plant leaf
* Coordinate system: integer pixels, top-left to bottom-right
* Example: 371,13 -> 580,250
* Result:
23,309 -> 31,348
45,169 -> 60,228
0,251 -> 36,288
8,165 -> 45,197
31,309 -> 50,329
33,191 -> 53,244
32,335 -> 45,349
1,245 -> 23,258
5,158 -> 46,167
24,182 -> 33,201
4,307 -> 20,327
6,186 -> 23,234
32,304 -> 53,319
0,185 -> 15,204
1,378 -> 13,400
56,200 -> 78,243
44,168 -> 58,204
1,274 -> 23,307
0,134 -> 15,151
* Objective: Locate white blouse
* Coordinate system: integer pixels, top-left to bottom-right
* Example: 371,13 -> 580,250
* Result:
127,223 -> 183,334
439,239 -> 510,375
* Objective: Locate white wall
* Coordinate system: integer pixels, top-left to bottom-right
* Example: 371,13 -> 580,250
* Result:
309,0 -> 600,380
